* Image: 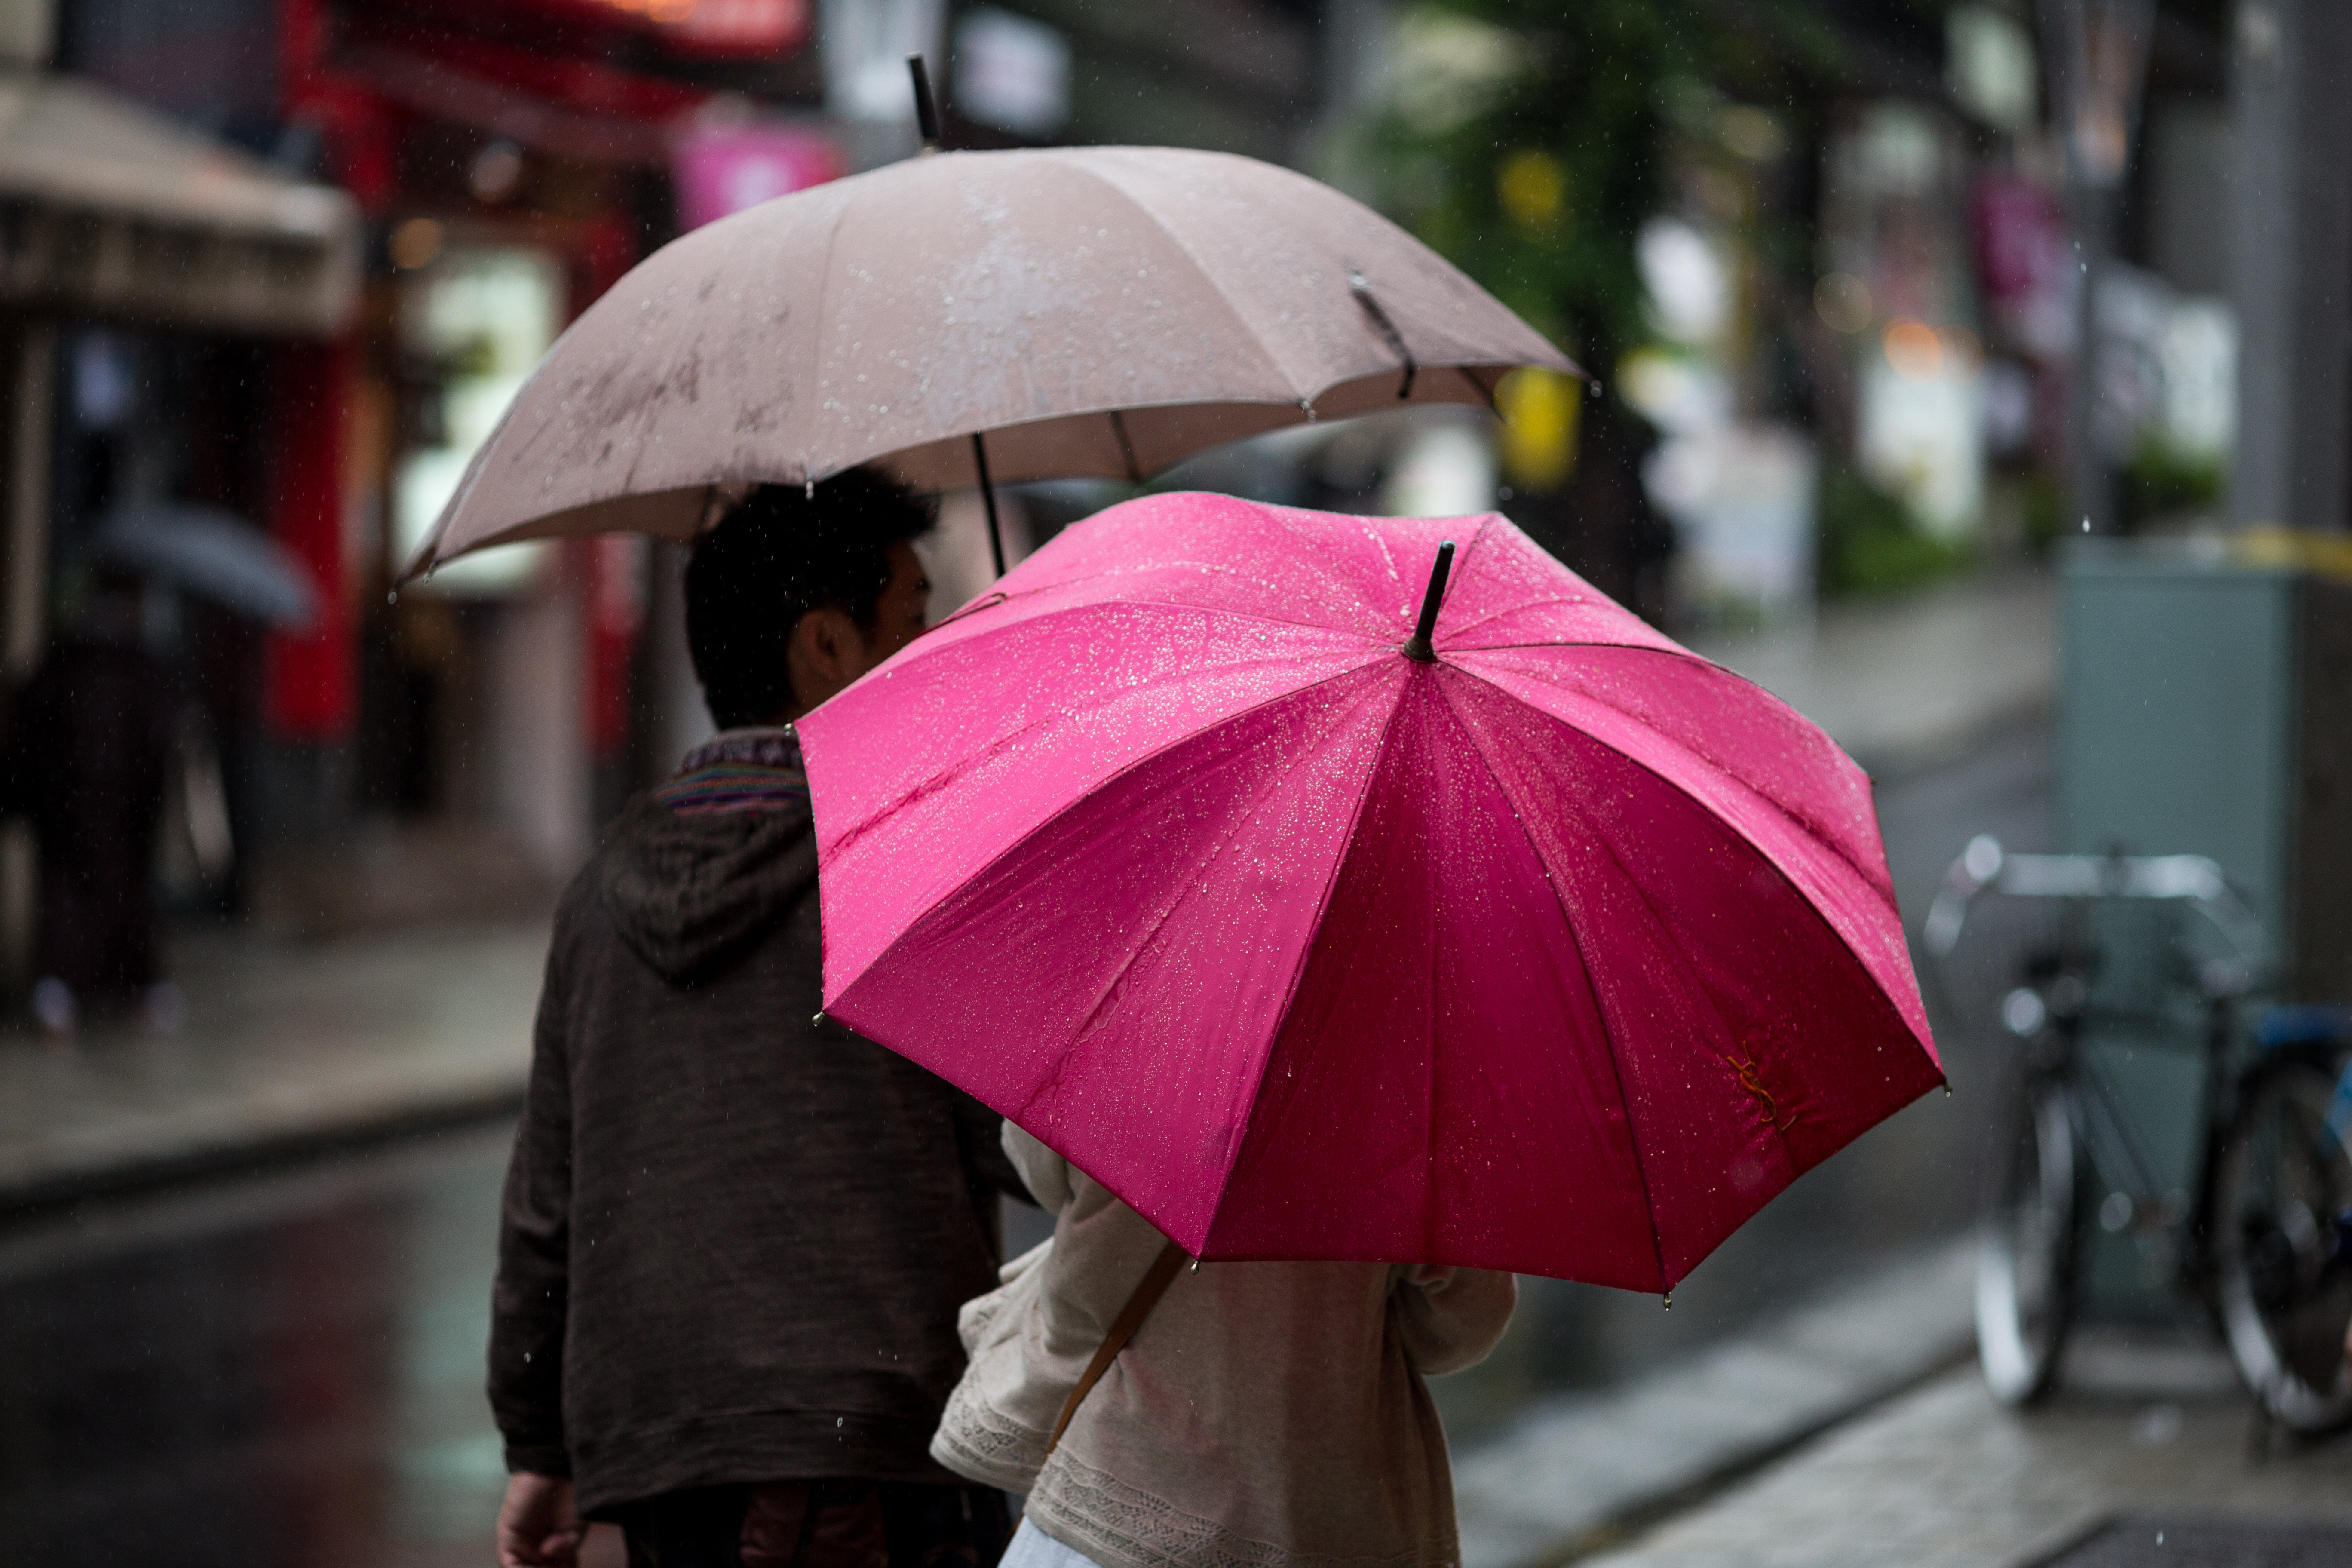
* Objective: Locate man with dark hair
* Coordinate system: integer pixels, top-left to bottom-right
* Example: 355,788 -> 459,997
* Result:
683,471 -> 935,732
490,473 -> 1023,1568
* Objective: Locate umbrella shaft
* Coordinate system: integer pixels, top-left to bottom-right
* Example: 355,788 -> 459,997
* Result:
972,433 -> 1007,578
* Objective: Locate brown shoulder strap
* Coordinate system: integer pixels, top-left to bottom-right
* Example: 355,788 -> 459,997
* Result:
1044,1238 -> 1188,1458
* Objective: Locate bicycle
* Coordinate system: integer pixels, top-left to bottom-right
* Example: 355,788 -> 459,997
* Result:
1924,836 -> 2352,1430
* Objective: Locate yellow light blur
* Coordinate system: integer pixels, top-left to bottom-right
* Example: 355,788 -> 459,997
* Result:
1497,366 -> 1581,492
1497,149 -> 1567,234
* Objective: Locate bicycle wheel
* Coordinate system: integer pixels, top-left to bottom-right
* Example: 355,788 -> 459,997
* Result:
2213,1059 -> 2352,1430
1976,1076 -> 2080,1404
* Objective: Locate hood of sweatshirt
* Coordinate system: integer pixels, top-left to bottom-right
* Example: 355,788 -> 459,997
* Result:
595,793 -> 819,985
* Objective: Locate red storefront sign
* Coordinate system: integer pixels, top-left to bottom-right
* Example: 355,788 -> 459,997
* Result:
466,0 -> 807,57
673,124 -> 840,230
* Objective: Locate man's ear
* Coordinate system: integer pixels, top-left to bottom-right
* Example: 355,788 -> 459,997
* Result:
790,605 -> 866,709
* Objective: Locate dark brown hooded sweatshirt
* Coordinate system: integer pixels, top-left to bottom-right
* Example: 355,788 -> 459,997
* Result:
488,786 -> 1022,1516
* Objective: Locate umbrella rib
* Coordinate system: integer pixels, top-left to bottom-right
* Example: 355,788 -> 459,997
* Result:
1443,667 -> 1937,1142
1051,156 -> 1324,402
858,654 -> 1395,1040
1440,609 -> 1662,650
834,601 -> 1399,879
1054,661 -> 1392,1047
1547,684 -> 1935,1065
1196,664 -> 1418,1249
798,193 -> 856,489
1447,644 -> 1904,913
1420,702 -> 1443,1263
960,569 -> 1408,647
1110,409 -> 1143,483
1446,635 -> 1684,654
1011,665 -> 1402,1178
1434,672 -> 1672,1294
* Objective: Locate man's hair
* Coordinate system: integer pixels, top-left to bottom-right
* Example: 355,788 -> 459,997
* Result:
684,471 -> 935,730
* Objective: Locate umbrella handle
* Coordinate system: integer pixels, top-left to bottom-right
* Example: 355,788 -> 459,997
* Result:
1400,540 -> 1455,663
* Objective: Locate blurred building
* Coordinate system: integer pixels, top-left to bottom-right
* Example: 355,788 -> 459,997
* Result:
0,0 -> 361,976
0,0 -> 1346,960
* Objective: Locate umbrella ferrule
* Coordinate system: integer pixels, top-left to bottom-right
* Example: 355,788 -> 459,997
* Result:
909,56 -> 943,153
1400,540 -> 1455,663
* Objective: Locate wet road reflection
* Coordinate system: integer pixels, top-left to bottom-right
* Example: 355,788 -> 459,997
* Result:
0,729 -> 2047,1557
0,1125 -> 515,1568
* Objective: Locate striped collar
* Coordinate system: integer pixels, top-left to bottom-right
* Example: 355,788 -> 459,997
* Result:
654,726 -> 809,816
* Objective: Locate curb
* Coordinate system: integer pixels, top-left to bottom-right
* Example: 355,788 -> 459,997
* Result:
0,1085 -> 525,1229
1455,1240 -> 1978,1568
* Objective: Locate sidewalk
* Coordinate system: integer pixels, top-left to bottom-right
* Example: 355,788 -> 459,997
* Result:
0,921 -> 546,1211
1454,1241 -> 1976,1568
1687,572 -> 2054,780
1581,1362 -> 2352,1568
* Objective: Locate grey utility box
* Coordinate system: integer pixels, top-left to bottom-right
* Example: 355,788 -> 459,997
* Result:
2060,538 -> 2352,1000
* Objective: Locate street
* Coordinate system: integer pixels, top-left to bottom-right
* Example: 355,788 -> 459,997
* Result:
0,724 -> 2052,1568
3,4 -> 2341,1566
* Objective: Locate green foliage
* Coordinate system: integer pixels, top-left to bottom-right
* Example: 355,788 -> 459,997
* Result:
1817,464 -> 1972,598
1366,0 -> 1847,364
2121,437 -> 2223,529
2018,470 -> 2065,559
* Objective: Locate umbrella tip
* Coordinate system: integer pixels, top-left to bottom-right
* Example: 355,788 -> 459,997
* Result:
1400,540 -> 1456,663
1662,1290 -> 1672,1311
812,1010 -> 827,1028
908,56 -> 942,152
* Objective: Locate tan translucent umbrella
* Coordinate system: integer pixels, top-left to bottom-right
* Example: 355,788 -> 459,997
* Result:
405,139 -> 1576,580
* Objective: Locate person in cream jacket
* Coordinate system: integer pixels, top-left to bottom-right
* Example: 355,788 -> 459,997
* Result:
935,1124 -> 1517,1568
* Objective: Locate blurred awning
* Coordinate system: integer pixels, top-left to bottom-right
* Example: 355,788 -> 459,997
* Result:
0,73 -> 362,337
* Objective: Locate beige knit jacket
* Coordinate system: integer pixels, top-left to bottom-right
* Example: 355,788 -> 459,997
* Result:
932,1125 -> 1518,1568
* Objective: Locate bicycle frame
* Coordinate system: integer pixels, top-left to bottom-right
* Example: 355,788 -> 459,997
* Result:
1929,840 -> 2269,1291
1941,843 -> 2352,1422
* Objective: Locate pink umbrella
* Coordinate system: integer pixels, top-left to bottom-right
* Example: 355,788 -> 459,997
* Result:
801,494 -> 1943,1292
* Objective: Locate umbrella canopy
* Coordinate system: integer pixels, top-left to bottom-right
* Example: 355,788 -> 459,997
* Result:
93,504 -> 316,628
801,494 -> 1943,1292
407,145 -> 1574,576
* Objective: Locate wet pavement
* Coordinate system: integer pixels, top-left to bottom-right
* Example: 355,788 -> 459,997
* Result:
0,1123 -> 515,1568
0,922 -> 545,1207
0,721 -> 2053,1566
1582,1365 -> 2352,1568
